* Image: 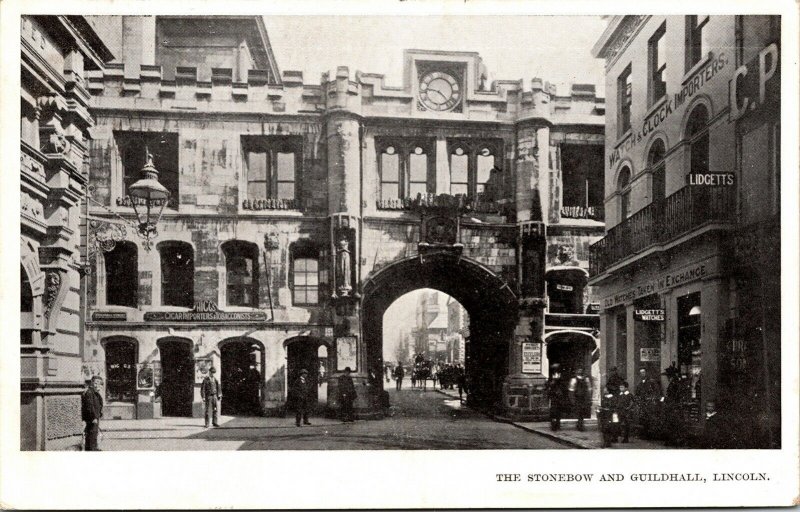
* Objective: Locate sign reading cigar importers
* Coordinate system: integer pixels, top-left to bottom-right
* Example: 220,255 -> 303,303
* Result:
143,301 -> 268,322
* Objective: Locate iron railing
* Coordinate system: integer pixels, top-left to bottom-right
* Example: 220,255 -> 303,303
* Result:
590,185 -> 735,276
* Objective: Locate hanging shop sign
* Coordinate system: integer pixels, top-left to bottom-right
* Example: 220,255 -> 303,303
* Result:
521,342 -> 542,374
555,284 -> 574,292
640,348 -> 661,362
92,311 -> 127,321
634,309 -> 665,321
730,42 -> 780,121
336,336 -> 358,371
143,301 -> 268,322
686,173 -> 735,186
586,303 -> 601,314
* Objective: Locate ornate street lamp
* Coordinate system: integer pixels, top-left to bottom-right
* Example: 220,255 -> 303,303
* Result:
127,149 -> 170,250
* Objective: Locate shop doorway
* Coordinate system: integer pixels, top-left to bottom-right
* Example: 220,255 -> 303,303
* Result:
285,337 -> 327,410
546,331 -> 597,418
220,338 -> 264,416
157,338 -> 194,417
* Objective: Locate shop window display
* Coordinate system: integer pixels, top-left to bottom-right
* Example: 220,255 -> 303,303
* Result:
677,292 -> 702,423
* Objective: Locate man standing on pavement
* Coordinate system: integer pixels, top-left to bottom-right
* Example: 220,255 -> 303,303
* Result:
338,367 -> 357,422
568,367 -> 592,431
81,376 -> 104,451
394,363 -> 405,391
634,368 -> 662,439
201,366 -> 221,428
291,369 -> 312,426
547,364 -> 568,431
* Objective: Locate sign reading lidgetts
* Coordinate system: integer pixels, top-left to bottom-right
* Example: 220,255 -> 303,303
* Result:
143,301 -> 268,322
686,172 -> 735,186
634,309 -> 665,321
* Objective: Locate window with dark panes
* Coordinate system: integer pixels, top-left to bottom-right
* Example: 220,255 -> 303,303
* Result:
293,257 -> 319,305
223,241 -> 259,307
159,242 -> 194,308
561,144 -> 604,218
649,23 -> 667,103
686,105 -> 709,175
649,139 -> 667,203
686,15 -> 710,70
21,265 -> 33,345
105,242 -> 138,308
618,166 -> 632,221
105,339 -> 137,403
115,131 -> 179,208
243,136 -> 301,201
618,65 -> 633,136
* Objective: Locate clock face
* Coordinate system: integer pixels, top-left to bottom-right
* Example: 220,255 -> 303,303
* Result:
419,71 -> 461,111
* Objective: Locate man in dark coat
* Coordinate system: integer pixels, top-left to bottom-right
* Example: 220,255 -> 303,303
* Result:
569,367 -> 593,431
634,368 -> 662,439
291,369 -> 312,426
338,367 -> 357,422
81,376 -> 104,451
394,363 -> 405,391
201,366 -> 221,428
547,365 -> 568,431
599,381 -> 620,448
618,381 -> 635,443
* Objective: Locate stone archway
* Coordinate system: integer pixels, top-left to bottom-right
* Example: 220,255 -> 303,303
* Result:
219,337 -> 266,416
361,252 -> 518,408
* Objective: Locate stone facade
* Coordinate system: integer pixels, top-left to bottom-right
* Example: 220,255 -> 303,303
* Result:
591,16 -> 780,446
81,16 -> 604,422
20,15 -> 114,450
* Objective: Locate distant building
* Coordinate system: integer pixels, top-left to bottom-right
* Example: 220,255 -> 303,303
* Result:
591,16 -> 780,446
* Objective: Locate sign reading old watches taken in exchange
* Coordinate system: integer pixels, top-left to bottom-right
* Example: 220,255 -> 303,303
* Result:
634,309 -> 665,321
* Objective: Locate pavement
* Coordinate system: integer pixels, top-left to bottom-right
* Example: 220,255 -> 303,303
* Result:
434,386 -> 665,450
98,387 -> 566,450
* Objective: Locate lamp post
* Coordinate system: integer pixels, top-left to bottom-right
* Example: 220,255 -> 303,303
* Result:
127,150 -> 170,251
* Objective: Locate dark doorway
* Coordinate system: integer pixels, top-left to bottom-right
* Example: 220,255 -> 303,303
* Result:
158,339 -> 194,417
221,340 -> 263,416
286,339 -> 321,407
546,333 -> 595,418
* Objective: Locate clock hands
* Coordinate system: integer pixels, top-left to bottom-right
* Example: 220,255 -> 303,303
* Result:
427,87 -> 447,103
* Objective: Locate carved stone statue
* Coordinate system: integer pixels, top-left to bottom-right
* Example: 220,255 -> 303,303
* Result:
336,238 -> 352,295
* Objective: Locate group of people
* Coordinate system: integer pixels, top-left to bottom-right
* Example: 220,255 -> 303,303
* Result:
546,365 -> 593,432
547,363 -> 727,449
388,359 -> 467,400
288,366 -> 357,425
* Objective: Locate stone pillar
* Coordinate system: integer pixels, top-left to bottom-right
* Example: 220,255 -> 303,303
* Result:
502,221 -> 548,420
122,16 -> 156,77
324,67 -> 370,413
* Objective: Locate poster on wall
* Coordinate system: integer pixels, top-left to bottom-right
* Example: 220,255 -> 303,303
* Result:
521,342 -> 542,374
336,336 -> 358,371
640,348 -> 661,362
136,363 -> 155,389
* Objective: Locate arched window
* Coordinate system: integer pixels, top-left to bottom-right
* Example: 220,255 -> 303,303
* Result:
223,241 -> 259,307
617,166 -> 632,220
648,139 -> 667,202
105,338 -> 137,403
686,105 -> 709,175
159,242 -> 194,307
104,242 -> 138,307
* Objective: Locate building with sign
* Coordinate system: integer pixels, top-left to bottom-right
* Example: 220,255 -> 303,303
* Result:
20,16 -> 114,450
591,15 -> 780,447
79,15 -> 605,424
